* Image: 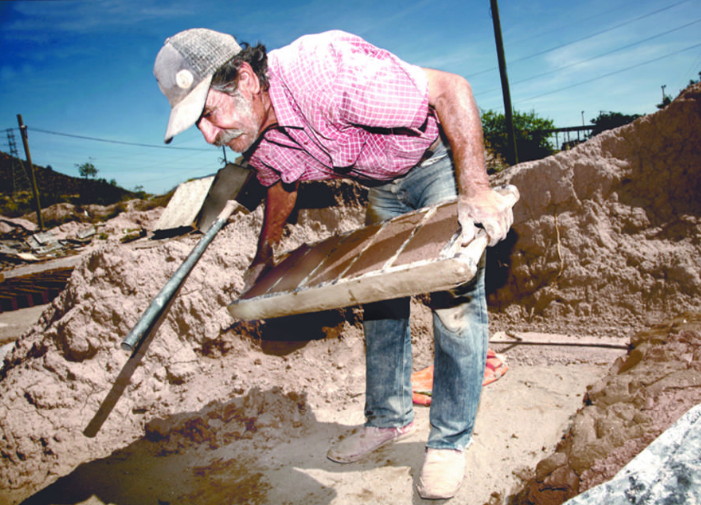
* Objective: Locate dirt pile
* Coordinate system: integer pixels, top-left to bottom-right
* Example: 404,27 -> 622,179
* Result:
0,198 -> 367,504
513,313 -> 701,504
25,199 -> 164,231
0,217 -> 36,235
489,82 -> 701,335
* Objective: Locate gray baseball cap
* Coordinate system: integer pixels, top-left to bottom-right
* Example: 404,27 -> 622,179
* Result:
154,28 -> 242,144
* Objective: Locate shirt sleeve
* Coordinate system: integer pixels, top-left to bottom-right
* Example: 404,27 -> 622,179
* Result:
250,158 -> 282,187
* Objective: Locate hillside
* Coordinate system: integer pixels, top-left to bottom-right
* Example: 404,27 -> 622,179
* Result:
0,151 -> 139,213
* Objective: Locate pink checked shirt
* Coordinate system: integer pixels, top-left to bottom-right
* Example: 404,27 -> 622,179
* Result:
247,31 -> 441,187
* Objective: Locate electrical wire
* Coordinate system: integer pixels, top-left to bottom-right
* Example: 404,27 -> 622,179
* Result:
678,49 -> 701,89
509,0 -> 690,66
0,125 -> 222,194
520,41 -> 701,103
27,127 -> 212,151
475,18 -> 701,96
507,0 -> 643,47
468,0 -> 691,79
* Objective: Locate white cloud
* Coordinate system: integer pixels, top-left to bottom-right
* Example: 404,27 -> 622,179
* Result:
7,0 -> 193,36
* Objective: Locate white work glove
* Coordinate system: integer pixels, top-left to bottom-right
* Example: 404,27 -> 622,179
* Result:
458,185 -> 519,247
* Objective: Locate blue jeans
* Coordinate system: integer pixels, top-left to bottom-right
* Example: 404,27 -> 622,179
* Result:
363,140 -> 489,451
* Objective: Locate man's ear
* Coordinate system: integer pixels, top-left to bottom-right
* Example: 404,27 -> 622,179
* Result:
237,62 -> 261,95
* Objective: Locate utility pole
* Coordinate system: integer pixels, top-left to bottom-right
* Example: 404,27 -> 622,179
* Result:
490,0 -> 518,165
581,111 -> 585,127
16,114 -> 44,231
661,85 -> 667,102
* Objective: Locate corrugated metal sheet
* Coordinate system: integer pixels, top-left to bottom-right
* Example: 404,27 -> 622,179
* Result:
0,267 -> 73,312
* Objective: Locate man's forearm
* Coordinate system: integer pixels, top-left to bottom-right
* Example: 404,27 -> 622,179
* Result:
423,67 -> 515,247
423,68 -> 490,197
255,180 -> 299,264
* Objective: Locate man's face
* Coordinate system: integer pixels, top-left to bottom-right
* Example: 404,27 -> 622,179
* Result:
197,88 -> 261,153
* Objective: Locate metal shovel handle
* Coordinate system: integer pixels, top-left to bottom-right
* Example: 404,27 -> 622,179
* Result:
120,200 -> 238,353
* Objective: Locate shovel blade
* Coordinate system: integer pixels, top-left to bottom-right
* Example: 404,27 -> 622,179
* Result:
153,175 -> 215,232
153,159 -> 265,233
196,162 -> 253,231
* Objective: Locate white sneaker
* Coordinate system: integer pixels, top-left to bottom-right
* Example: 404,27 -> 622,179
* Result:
327,421 -> 415,464
417,448 -> 466,500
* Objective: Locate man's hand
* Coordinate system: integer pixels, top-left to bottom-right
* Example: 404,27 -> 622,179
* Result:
458,185 -> 518,247
241,179 -> 299,294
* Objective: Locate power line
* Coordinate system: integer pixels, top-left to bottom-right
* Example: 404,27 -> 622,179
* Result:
519,41 -> 701,103
0,125 -> 221,193
476,18 -> 701,96
28,127 -> 212,151
467,0 -> 690,79
678,49 -> 701,89
509,0 -> 690,66
507,0 -> 642,47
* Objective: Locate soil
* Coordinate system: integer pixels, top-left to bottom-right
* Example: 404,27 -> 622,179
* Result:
0,83 -> 700,505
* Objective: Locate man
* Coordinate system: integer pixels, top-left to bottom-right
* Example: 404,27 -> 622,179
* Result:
154,28 -> 513,500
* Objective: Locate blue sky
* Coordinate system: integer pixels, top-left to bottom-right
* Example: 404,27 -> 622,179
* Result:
1,0 -> 699,195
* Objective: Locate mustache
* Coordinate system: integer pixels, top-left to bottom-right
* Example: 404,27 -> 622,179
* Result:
213,129 -> 244,147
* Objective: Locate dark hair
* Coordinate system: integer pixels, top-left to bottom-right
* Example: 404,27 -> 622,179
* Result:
211,42 -> 269,93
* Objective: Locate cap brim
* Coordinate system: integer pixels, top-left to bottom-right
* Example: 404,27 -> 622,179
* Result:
164,74 -> 213,144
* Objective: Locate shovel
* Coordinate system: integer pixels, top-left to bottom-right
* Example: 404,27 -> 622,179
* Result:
80,162 -> 263,439
119,160 -> 263,353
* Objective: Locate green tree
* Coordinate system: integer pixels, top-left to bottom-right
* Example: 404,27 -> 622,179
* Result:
75,160 -> 98,180
656,95 -> 672,110
481,109 -> 556,169
657,72 -> 699,109
588,111 -> 642,137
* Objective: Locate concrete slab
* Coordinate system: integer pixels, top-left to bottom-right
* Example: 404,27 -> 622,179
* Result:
0,304 -> 47,345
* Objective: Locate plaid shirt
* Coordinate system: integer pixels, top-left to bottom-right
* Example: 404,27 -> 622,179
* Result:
247,31 -> 440,187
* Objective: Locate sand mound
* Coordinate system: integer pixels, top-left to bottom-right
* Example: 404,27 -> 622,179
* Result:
513,313 -> 701,504
0,83 -> 700,504
0,198 -> 367,504
0,216 -> 36,235
489,83 -> 701,334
